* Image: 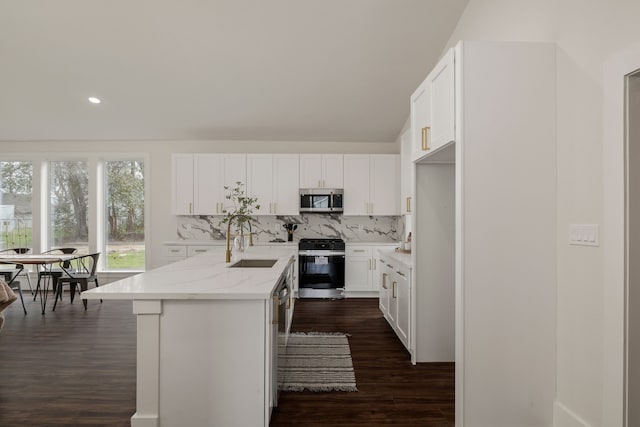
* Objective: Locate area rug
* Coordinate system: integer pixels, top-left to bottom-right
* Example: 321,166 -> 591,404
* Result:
279,332 -> 357,392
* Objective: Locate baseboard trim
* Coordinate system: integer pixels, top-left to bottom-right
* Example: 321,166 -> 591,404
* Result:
554,401 -> 593,427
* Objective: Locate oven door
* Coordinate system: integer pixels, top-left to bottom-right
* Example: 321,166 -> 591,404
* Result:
298,252 -> 345,290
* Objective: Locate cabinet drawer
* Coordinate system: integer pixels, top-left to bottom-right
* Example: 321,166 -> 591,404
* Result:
187,246 -> 222,257
162,246 -> 187,258
346,246 -> 372,257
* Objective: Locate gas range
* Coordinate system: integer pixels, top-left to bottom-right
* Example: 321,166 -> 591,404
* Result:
298,238 -> 345,299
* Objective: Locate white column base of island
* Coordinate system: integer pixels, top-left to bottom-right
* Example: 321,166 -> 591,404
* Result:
82,248 -> 296,427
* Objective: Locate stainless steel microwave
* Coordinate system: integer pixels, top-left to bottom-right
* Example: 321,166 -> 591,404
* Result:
299,189 -> 343,213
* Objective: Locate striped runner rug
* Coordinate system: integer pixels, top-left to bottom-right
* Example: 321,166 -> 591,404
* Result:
279,332 -> 357,392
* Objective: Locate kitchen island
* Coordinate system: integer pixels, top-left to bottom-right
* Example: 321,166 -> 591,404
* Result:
82,247 -> 296,427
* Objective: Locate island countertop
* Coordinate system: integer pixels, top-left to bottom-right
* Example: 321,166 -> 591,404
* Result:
82,247 -> 296,301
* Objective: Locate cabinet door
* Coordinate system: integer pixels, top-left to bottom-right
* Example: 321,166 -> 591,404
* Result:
428,48 -> 455,152
395,267 -> 411,348
194,154 -> 222,214
172,154 -> 194,215
221,154 -> 247,194
345,255 -> 372,292
400,129 -> 414,215
273,154 -> 299,215
299,155 -> 323,188
369,155 -> 400,215
370,246 -> 388,292
410,79 -> 431,161
343,155 -> 370,215
246,154 -> 274,215
387,269 -> 398,325
321,154 -> 344,188
379,258 -> 391,315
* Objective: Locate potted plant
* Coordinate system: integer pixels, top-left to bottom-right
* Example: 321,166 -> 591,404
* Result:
219,182 -> 260,261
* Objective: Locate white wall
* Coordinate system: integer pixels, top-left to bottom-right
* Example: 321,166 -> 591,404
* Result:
628,73 -> 640,427
442,1 -> 640,426
0,139 -> 397,269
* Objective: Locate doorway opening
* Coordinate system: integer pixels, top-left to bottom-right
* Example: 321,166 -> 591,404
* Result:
626,69 -> 640,427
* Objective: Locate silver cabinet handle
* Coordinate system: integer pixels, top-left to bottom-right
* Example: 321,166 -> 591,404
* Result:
396,271 -> 406,277
392,281 -> 397,298
353,249 -> 366,253
382,273 -> 388,289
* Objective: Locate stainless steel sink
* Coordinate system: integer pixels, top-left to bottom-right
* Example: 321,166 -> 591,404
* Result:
228,259 -> 278,268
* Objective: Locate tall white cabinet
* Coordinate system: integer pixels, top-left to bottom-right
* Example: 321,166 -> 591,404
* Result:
411,41 -> 557,427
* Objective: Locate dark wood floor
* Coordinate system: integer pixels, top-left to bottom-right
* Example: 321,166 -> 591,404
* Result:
271,299 -> 454,426
0,295 -> 453,426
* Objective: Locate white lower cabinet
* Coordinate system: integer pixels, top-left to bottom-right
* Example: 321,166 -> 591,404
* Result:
379,252 -> 411,352
344,244 -> 394,296
393,267 -> 410,347
162,244 -> 225,265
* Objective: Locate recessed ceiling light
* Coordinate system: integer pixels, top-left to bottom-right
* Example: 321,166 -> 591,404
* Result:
88,97 -> 101,104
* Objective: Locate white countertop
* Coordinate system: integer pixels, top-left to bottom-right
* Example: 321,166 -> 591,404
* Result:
163,240 -> 297,246
379,249 -> 412,269
83,247 -> 296,301
163,240 -> 398,246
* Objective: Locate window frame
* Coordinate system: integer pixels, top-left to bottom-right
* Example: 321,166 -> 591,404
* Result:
0,152 -> 150,273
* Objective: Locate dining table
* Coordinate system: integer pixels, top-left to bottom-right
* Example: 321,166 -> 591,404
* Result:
0,253 -> 82,315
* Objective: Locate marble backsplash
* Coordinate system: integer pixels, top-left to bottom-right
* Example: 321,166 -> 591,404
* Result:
176,214 -> 404,243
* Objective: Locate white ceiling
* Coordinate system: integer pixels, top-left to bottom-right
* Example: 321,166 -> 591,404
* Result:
0,0 -> 468,143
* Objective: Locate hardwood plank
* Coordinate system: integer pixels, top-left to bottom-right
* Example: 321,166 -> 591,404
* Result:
0,295 -> 454,426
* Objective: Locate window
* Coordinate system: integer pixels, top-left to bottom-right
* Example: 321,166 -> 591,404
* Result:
49,160 -> 89,254
104,160 -> 145,270
0,161 -> 33,250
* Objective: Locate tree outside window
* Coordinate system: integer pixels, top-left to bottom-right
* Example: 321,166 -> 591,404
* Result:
50,160 -> 89,253
105,160 -> 145,270
0,161 -> 33,250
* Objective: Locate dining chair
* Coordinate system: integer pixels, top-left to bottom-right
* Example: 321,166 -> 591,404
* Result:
0,248 -> 34,296
0,266 -> 27,314
35,248 -> 78,300
52,252 -> 101,311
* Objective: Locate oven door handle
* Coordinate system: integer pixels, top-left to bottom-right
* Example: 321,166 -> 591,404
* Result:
298,251 -> 346,256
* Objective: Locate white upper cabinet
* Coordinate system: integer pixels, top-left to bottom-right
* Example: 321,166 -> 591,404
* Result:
247,154 -> 299,215
370,155 -> 399,216
299,154 -> 343,189
172,153 -> 247,215
343,155 -> 370,215
194,154 -> 222,214
273,154 -> 300,215
344,154 -> 400,215
411,48 -> 455,162
247,154 -> 274,215
400,129 -> 414,215
172,154 -> 195,215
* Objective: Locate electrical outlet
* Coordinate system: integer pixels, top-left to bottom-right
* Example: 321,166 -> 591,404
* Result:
186,224 -> 192,232
358,224 -> 363,231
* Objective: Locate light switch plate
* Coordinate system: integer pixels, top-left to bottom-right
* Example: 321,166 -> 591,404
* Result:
569,224 -> 599,246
